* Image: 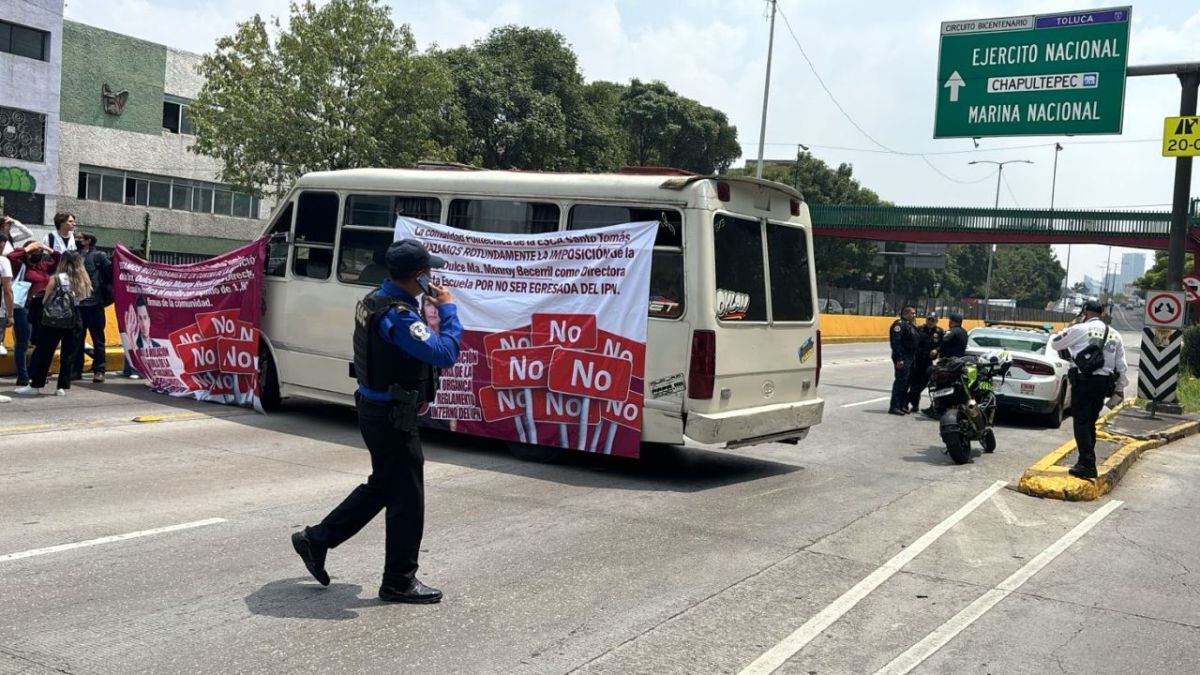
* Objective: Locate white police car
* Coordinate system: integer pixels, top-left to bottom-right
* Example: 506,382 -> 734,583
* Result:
966,322 -> 1073,428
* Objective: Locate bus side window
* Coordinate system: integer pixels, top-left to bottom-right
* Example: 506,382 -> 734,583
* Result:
568,205 -> 684,319
292,191 -> 339,280
449,199 -> 559,234
265,202 -> 293,277
338,228 -> 395,286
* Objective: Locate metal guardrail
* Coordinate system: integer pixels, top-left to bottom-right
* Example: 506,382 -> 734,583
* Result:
809,205 -> 1198,238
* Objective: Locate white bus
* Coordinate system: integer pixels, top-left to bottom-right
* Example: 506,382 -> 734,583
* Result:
258,167 -> 824,454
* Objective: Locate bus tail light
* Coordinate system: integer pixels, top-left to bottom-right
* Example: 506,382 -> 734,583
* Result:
716,181 -> 730,201
790,199 -> 801,216
689,330 -> 716,399
816,330 -> 822,388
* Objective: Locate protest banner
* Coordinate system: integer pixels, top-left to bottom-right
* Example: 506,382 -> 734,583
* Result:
113,238 -> 268,409
396,217 -> 655,457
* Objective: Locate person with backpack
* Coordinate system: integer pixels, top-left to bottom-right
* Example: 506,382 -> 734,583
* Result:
71,233 -> 113,383
1049,300 -> 1128,480
7,241 -> 61,378
16,251 -> 91,396
44,212 -> 78,253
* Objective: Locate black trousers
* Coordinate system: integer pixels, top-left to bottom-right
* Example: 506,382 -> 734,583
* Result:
29,324 -> 79,390
1072,375 -> 1110,470
309,395 -> 425,584
907,356 -> 934,408
73,304 -> 107,375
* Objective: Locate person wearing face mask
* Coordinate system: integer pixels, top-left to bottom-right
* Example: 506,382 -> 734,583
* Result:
8,242 -> 62,383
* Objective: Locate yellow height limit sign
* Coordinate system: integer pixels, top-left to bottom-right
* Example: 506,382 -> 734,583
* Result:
1163,116 -> 1200,157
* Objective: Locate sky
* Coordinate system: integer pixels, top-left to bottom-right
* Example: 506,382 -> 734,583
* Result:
63,0 -> 1200,287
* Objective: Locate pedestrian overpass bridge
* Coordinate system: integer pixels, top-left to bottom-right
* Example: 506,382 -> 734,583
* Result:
809,204 -> 1200,250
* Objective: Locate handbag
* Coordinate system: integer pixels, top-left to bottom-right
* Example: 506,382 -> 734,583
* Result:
12,264 -> 31,310
1073,322 -> 1111,376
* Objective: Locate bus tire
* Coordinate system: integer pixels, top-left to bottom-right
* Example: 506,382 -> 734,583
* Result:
506,442 -> 564,463
258,342 -> 282,412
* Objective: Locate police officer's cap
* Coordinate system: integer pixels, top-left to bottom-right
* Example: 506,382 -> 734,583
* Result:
386,239 -> 446,276
926,312 -> 939,320
948,312 -> 964,323
1082,300 -> 1104,314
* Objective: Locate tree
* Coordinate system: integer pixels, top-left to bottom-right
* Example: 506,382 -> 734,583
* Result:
1134,250 -> 1193,293
189,0 -> 459,195
618,80 -> 740,173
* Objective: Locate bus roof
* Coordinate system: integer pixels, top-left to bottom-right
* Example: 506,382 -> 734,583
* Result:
292,168 -> 803,203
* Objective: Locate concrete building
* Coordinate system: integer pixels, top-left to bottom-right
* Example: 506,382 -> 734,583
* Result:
54,21 -> 270,254
0,0 -> 63,226
1118,252 -> 1146,290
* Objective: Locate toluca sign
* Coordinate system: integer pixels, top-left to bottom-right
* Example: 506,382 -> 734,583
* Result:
935,7 -> 1131,138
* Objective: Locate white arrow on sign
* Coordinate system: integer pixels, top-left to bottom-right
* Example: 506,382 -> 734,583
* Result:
1183,274 -> 1200,303
944,71 -> 965,102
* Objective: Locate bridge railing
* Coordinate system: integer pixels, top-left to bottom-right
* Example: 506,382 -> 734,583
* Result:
818,286 -> 1076,324
808,204 -> 1193,238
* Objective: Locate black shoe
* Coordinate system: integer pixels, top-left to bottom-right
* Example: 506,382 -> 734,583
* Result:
291,529 -> 330,586
15,378 -> 28,387
1068,465 -> 1098,480
888,408 -> 906,416
379,578 -> 443,604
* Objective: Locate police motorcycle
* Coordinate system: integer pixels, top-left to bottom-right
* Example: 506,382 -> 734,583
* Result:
927,349 -> 1012,465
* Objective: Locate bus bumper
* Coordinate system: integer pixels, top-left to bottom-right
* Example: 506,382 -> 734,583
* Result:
684,398 -> 825,447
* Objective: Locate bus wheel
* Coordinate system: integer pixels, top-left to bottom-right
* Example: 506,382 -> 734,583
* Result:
505,442 -> 564,463
258,343 -> 282,412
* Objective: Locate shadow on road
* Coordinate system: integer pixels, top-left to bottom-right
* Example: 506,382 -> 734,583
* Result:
901,443 -> 982,465
245,577 -> 383,621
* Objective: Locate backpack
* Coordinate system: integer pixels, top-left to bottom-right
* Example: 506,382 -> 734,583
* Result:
1073,322 -> 1110,376
41,273 -> 78,329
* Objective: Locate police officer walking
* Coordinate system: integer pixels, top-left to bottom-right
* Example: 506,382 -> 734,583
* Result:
1050,301 -> 1128,480
907,313 -> 944,413
292,239 -> 463,603
888,306 -> 920,416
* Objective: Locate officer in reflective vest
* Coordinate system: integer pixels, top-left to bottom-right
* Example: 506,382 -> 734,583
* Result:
888,305 -> 920,415
1049,300 -> 1128,480
292,239 -> 463,603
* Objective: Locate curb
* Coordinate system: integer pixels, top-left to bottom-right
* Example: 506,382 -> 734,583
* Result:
1017,403 -> 1200,501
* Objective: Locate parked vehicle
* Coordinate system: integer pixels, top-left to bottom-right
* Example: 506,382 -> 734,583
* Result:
817,297 -> 844,314
928,351 -> 1011,465
967,322 -> 1072,428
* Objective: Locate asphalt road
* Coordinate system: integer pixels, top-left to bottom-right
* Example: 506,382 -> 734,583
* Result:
2,331 -> 1195,675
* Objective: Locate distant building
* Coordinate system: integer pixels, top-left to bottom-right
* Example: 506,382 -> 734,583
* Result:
1118,252 -> 1146,289
0,0 -> 62,225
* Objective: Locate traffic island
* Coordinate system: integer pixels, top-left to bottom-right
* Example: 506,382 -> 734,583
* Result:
1017,404 -> 1200,501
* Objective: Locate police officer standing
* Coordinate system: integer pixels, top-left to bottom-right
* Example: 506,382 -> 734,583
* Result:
888,306 -> 920,416
1049,301 -> 1128,480
940,313 -> 968,359
292,239 -> 463,603
907,313 -> 944,412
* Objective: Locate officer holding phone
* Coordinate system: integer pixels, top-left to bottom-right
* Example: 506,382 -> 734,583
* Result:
292,239 -> 462,604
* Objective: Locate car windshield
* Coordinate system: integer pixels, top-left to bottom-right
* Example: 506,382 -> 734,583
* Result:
968,329 -> 1048,355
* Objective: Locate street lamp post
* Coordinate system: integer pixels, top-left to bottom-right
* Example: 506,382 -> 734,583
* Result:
969,159 -> 1034,321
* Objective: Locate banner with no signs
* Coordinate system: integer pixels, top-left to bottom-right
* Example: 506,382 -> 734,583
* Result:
395,217 -> 655,458
113,238 -> 268,409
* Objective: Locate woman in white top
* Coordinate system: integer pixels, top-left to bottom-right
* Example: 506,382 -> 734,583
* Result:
45,212 -> 78,253
16,251 -> 92,396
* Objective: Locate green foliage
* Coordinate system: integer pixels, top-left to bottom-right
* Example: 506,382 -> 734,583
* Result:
190,0 -> 460,194
1183,325 -> 1200,378
617,80 -> 741,173
1134,250 -> 1194,293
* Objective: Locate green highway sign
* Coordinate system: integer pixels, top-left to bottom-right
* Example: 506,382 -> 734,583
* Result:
935,6 -> 1131,138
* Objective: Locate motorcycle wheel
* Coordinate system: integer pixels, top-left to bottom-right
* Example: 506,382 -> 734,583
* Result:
982,428 -> 997,453
941,409 -> 972,465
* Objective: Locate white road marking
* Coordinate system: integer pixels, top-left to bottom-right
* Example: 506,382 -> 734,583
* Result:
840,396 -> 893,408
738,481 -> 1008,675
0,518 -> 228,563
990,492 -> 1039,528
873,499 -> 1124,675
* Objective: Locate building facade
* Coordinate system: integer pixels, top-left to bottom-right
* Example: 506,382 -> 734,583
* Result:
55,21 -> 270,251
1118,252 -> 1146,290
0,0 -> 62,226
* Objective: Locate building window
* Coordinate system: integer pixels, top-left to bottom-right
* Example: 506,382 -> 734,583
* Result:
162,100 -> 195,135
0,20 -> 50,62
76,165 -> 261,220
0,105 -> 46,163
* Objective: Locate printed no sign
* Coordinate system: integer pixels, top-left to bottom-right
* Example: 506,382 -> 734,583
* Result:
1145,290 -> 1186,329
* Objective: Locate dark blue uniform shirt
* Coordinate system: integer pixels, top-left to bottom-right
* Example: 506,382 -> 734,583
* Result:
357,279 -> 464,402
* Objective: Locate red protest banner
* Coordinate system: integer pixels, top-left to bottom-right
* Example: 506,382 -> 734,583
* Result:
547,349 -> 633,402
232,319 -> 260,343
531,390 -> 601,424
490,346 -> 557,389
178,337 -> 222,374
169,323 -> 207,352
478,386 -> 527,423
482,326 -> 533,355
196,309 -> 241,338
531,313 -> 598,350
601,390 -> 643,430
218,338 -> 258,375
595,329 -> 645,374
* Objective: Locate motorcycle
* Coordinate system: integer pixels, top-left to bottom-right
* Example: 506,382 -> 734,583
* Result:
927,351 -> 1011,465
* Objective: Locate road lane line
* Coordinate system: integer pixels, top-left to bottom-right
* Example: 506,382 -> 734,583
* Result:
0,518 -> 228,563
840,396 -> 892,408
738,480 -> 1008,675
873,499 -> 1124,675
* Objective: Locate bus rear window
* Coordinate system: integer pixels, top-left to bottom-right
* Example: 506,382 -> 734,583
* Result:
713,214 -> 767,322
448,199 -> 559,234
766,222 -> 814,321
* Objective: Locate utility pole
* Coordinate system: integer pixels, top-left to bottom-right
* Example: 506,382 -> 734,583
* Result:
968,159 -> 1034,321
141,212 -> 152,259
1050,143 -> 1071,303
755,0 -> 777,179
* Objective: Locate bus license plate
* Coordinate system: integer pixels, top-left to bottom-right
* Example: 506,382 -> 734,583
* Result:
932,387 -> 954,398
